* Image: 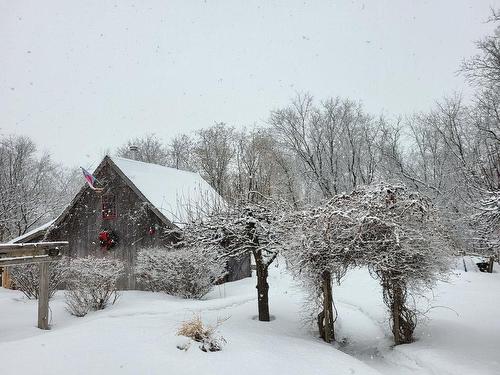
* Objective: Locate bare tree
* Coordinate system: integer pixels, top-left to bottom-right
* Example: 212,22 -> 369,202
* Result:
171,199 -> 284,322
167,134 -> 195,171
116,133 -> 169,165
461,8 -> 500,88
379,93 -> 499,260
0,135 -> 75,241
270,93 -> 379,199
194,123 -> 235,197
472,190 -> 500,269
268,146 -> 302,208
233,128 -> 271,199
232,128 -> 296,201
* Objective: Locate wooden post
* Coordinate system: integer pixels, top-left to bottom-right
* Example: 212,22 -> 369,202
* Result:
319,270 -> 335,343
0,242 -> 67,330
1,267 -> 11,288
38,262 -> 49,330
487,256 -> 494,273
324,271 -> 334,343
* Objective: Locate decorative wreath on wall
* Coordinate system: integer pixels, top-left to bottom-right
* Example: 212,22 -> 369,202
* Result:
98,230 -> 118,251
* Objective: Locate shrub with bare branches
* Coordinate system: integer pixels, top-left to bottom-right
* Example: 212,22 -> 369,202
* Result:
9,261 -> 66,300
135,246 -> 226,299
174,199 -> 286,321
64,256 -> 124,317
286,182 -> 452,345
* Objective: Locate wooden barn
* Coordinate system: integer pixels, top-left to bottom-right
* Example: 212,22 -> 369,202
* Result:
5,156 -> 251,289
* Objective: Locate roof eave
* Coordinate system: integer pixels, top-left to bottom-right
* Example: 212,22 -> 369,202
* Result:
105,156 -> 176,229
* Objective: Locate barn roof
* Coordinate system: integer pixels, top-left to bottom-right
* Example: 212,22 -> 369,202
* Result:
8,219 -> 56,244
46,155 -> 224,234
108,156 -> 223,226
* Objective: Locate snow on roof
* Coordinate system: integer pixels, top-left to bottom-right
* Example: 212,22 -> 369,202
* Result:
110,156 -> 223,226
7,219 -> 55,244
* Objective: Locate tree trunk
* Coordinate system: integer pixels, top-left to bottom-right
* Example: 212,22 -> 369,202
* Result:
255,261 -> 270,322
383,274 -> 415,345
318,270 -> 335,343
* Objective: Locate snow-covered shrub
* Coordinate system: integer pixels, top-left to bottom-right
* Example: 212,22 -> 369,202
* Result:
63,256 -> 124,317
174,200 -> 286,321
285,182 -> 452,345
135,246 -> 226,299
285,204 -> 351,343
9,261 -> 66,300
470,190 -> 500,268
176,314 -> 227,352
338,183 -> 451,344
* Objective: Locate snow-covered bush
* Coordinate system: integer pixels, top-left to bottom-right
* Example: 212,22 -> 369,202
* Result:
285,204 -> 352,342
135,246 -> 226,299
470,190 -> 500,267
9,261 -> 66,300
176,314 -> 227,352
331,183 -> 452,343
285,182 -> 452,345
64,256 -> 124,317
175,200 -> 286,321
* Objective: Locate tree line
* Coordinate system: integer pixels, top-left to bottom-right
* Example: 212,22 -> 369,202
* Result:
116,10 -> 499,260
2,10 -> 498,257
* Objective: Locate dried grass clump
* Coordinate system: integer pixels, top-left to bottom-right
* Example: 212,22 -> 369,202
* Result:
176,314 -> 227,352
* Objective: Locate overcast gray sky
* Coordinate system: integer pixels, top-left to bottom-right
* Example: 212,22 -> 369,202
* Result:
1,0 -> 498,167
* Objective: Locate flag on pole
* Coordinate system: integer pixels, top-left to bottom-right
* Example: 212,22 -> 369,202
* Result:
80,167 -> 101,191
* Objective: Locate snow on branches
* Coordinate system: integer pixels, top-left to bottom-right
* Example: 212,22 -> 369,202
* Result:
173,202 -> 283,266
339,183 -> 452,344
171,199 -> 287,321
64,256 -> 124,317
285,182 -> 452,344
338,183 -> 452,282
135,246 -> 226,299
9,261 -> 66,300
471,190 -> 500,255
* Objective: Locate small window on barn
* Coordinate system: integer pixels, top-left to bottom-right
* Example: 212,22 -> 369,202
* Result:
101,194 -> 117,220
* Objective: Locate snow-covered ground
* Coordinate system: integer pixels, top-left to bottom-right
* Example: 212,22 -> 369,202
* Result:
0,261 -> 499,375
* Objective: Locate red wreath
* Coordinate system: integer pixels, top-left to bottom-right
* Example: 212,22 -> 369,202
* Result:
98,230 -> 118,251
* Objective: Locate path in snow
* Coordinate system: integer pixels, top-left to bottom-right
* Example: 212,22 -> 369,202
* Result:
334,267 -> 500,375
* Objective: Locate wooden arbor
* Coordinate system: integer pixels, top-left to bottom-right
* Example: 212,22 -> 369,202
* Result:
0,242 -> 68,330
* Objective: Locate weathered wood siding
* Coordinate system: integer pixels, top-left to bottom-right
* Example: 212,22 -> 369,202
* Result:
47,163 -> 170,289
226,255 -> 252,282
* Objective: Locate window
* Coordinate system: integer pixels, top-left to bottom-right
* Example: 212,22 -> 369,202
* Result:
101,194 -> 116,220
